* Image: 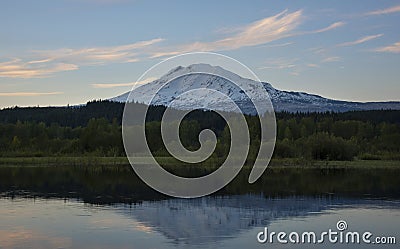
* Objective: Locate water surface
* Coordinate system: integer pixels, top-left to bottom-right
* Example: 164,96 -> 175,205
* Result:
0,165 -> 399,248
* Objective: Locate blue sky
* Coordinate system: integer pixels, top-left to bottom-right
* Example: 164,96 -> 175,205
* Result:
0,0 -> 399,108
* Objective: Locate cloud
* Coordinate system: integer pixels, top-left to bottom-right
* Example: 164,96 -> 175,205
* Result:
310,21 -> 345,34
0,10 -> 346,78
27,58 -> 53,64
92,82 -> 139,89
34,38 -> 164,65
374,41 -> 400,53
258,58 -> 298,70
365,5 -> 400,15
262,42 -> 294,48
92,77 -> 157,89
309,47 -> 327,54
0,92 -> 63,97
307,63 -> 319,68
151,12 -> 345,58
336,34 -> 383,47
322,56 -> 341,62
0,38 -> 163,78
0,59 -> 78,78
0,229 -> 71,249
151,10 -> 304,58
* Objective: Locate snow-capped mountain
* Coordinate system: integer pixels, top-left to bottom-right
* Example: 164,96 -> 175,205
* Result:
110,63 -> 400,114
121,195 -> 399,245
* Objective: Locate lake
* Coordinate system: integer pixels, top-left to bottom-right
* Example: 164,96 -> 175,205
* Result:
0,164 -> 399,248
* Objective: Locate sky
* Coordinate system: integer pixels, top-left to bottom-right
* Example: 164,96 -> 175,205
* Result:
0,0 -> 399,108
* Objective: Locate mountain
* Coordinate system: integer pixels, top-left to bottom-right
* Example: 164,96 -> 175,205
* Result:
122,195 -> 400,245
110,63 -> 400,114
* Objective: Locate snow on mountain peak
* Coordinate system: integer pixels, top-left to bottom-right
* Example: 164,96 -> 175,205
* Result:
110,64 -> 400,113
159,63 -> 247,85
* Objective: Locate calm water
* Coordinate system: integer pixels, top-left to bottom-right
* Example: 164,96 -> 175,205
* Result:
0,165 -> 399,249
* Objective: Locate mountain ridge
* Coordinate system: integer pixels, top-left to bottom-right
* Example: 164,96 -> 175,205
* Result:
110,64 -> 400,114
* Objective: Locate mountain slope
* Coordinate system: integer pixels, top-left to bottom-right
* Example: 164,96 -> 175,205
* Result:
110,64 -> 400,114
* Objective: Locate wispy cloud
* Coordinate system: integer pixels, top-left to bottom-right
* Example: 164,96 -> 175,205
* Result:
374,41 -> 400,53
0,59 -> 77,78
151,12 -> 344,58
309,47 -> 327,55
0,38 -> 163,78
151,10 -> 304,58
34,38 -> 164,65
262,42 -> 294,48
0,229 -> 71,249
365,5 -> 400,16
27,58 -> 53,64
258,58 -> 298,70
92,77 -> 157,89
310,21 -> 345,34
92,82 -> 138,89
0,10 -> 346,79
336,34 -> 383,47
290,71 -> 300,76
0,92 -> 63,97
307,63 -> 319,68
322,56 -> 341,63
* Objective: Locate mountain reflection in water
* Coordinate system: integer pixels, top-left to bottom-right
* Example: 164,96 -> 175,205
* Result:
0,164 -> 399,248
120,195 -> 400,245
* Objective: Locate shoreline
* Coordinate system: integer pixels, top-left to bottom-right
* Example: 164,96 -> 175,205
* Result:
0,156 -> 398,169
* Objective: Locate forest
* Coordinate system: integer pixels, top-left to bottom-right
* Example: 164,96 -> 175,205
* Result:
0,100 -> 399,161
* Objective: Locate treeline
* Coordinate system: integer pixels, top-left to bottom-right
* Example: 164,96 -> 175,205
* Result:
0,101 -> 399,160
274,118 -> 399,160
2,100 -> 400,126
0,100 -> 124,127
